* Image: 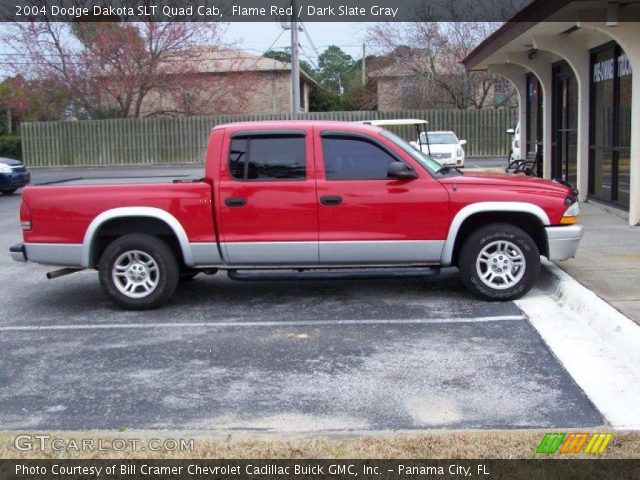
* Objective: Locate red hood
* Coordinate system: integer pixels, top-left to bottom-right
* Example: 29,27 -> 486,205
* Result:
439,171 -> 572,194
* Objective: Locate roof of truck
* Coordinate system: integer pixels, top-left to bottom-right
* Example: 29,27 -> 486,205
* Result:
212,120 -> 383,132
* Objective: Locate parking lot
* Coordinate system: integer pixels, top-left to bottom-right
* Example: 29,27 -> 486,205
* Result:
0,166 -> 604,432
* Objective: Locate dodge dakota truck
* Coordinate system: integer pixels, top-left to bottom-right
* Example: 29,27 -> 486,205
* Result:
9,120 -> 582,310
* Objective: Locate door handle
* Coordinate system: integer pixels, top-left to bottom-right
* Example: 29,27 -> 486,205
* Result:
225,197 -> 246,207
320,195 -> 342,206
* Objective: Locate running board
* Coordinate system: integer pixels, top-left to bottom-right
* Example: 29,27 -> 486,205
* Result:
227,267 -> 440,282
46,268 -> 85,279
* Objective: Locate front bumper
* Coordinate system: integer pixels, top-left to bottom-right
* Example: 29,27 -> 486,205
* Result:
9,243 -> 27,262
0,171 -> 31,189
546,225 -> 583,261
437,158 -> 464,167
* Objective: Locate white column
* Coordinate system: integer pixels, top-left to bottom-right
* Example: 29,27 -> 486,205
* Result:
506,52 -> 554,179
532,34 -> 591,201
488,64 -> 528,161
579,21 -> 640,226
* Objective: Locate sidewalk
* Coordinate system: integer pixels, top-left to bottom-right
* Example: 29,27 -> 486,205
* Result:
555,201 -> 640,325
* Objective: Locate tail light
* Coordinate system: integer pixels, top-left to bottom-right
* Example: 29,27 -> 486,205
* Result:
20,200 -> 31,231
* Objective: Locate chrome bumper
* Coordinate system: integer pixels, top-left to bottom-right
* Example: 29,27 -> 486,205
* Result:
9,243 -> 27,262
546,225 -> 583,261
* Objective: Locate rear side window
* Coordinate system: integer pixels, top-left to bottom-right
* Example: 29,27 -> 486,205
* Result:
322,136 -> 398,180
228,135 -> 306,180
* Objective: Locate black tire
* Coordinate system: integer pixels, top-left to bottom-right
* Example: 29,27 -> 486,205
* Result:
458,223 -> 540,301
0,188 -> 17,195
98,234 -> 179,310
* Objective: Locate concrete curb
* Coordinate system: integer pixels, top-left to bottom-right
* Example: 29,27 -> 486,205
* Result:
516,260 -> 640,430
547,261 -> 640,368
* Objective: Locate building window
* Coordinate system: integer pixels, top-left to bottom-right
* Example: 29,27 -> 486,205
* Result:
589,42 -> 632,208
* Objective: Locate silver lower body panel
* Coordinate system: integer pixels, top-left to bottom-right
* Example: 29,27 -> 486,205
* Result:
319,240 -> 444,264
13,240 -> 447,269
25,243 -> 83,266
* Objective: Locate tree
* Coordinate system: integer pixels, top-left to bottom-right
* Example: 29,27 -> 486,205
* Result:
0,75 -> 67,132
263,49 -> 317,79
309,87 -> 343,112
3,21 -> 255,119
367,22 -> 516,109
317,45 -> 354,93
263,45 -> 376,112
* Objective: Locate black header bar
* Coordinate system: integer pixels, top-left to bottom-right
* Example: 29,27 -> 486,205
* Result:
2,0 -> 639,23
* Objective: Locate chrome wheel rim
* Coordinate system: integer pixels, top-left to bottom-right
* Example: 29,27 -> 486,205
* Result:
476,240 -> 525,290
112,250 -> 159,299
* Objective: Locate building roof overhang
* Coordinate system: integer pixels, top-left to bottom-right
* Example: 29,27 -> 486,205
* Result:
463,0 -> 640,71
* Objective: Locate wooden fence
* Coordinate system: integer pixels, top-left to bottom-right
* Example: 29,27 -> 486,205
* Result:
21,109 -> 518,167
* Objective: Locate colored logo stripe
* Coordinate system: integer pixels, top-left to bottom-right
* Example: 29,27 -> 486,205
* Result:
537,433 -> 613,455
560,433 -> 589,453
536,433 -> 565,454
584,433 -> 613,454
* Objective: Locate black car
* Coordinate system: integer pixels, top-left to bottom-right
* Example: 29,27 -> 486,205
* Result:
0,157 -> 30,195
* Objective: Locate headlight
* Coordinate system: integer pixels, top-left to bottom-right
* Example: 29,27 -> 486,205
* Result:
0,163 -> 12,174
456,147 -> 464,157
560,201 -> 580,224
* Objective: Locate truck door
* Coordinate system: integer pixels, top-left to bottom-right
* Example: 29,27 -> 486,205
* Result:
314,129 -> 450,264
217,129 -> 319,264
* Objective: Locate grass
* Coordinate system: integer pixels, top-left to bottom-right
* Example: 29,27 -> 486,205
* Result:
1,430 -> 639,459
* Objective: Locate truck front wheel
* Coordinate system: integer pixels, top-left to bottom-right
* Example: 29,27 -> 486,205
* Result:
458,223 -> 540,301
98,234 -> 179,310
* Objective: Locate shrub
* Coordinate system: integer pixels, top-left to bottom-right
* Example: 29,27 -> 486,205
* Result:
0,135 -> 21,160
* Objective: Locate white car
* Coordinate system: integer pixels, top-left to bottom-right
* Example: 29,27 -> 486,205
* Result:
507,122 -> 521,162
416,131 -> 466,167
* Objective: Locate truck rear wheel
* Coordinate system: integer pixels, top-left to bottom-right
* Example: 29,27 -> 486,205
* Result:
458,223 -> 540,301
98,234 -> 179,310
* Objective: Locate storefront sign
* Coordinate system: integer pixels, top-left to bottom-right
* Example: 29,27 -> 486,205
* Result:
593,53 -> 632,83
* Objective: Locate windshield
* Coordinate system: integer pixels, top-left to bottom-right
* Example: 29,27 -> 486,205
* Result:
420,132 -> 459,145
380,130 -> 442,174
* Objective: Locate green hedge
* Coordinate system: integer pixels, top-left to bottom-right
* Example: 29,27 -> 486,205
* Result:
0,135 -> 21,160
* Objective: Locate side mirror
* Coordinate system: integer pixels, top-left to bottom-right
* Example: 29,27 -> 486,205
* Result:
459,139 -> 467,146
387,161 -> 418,180
506,128 -> 515,135
409,141 -> 420,151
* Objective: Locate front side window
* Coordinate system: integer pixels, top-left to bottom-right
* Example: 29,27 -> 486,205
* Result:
228,135 -> 306,181
322,136 -> 399,180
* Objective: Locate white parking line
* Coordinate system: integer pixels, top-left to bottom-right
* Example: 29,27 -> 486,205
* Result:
0,315 -> 526,332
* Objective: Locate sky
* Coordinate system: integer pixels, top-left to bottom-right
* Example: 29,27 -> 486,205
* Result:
223,22 -> 372,63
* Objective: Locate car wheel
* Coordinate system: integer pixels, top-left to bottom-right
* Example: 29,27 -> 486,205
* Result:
0,188 -> 17,195
458,223 -> 540,301
99,233 -> 179,310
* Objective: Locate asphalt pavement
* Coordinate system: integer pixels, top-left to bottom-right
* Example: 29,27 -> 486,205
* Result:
0,168 -> 603,432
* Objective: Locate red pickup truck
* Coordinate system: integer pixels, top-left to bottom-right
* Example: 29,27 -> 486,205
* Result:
10,120 -> 582,310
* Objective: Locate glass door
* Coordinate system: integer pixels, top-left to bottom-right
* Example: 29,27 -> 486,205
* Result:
552,62 -> 578,185
589,43 -> 632,208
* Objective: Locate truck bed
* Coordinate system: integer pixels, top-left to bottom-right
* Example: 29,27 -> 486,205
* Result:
36,174 -> 199,186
